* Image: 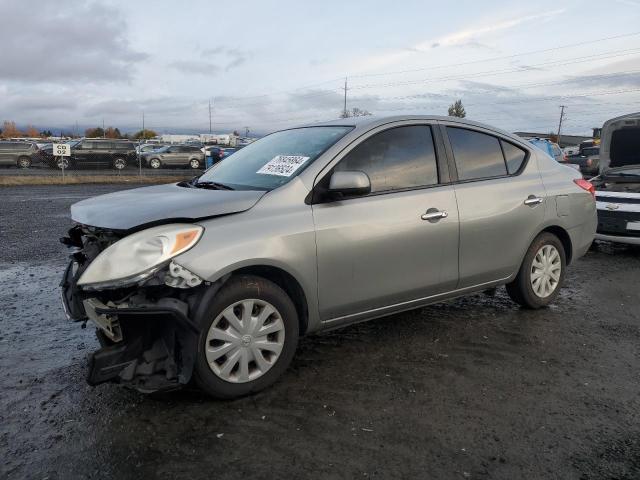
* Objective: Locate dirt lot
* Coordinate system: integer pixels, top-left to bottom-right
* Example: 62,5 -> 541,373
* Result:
1,184 -> 639,479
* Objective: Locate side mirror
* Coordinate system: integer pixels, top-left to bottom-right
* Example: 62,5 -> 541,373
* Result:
328,170 -> 371,197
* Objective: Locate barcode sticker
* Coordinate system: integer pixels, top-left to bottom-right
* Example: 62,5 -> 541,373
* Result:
257,155 -> 310,177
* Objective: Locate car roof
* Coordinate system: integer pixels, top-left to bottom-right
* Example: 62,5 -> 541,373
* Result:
298,115 -> 527,146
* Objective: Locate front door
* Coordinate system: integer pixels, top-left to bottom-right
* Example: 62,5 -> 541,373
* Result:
313,124 -> 459,322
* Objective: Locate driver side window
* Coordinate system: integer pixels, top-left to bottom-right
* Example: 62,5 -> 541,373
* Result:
335,125 -> 439,194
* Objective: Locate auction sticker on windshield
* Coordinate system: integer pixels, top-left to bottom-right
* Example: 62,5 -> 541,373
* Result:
257,155 -> 310,177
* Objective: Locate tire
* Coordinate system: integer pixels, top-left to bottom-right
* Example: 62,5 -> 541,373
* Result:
149,158 -> 161,169
193,275 -> 299,399
189,158 -> 201,169
56,158 -> 70,169
17,156 -> 32,169
506,232 -> 566,309
113,157 -> 126,170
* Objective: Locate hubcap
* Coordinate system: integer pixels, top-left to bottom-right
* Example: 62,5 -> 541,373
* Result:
205,299 -> 285,383
151,159 -> 160,168
114,159 -> 125,169
530,244 -> 561,298
190,159 -> 199,168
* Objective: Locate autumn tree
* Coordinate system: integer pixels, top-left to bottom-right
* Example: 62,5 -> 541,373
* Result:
104,127 -> 122,138
447,100 -> 466,118
25,125 -> 40,137
1,121 -> 22,138
85,127 -> 105,138
133,129 -> 158,140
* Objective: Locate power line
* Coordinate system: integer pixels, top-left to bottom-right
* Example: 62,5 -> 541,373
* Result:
348,31 -> 640,79
349,48 -> 640,90
209,31 -> 640,106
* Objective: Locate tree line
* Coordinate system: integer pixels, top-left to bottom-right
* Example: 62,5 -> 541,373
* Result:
2,100 -> 467,141
0,120 -> 157,140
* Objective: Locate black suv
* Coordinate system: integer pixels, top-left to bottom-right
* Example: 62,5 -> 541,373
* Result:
52,139 -> 137,170
0,141 -> 38,168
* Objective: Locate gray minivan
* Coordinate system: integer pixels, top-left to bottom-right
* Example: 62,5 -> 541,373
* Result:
60,115 -> 597,399
0,141 -> 38,168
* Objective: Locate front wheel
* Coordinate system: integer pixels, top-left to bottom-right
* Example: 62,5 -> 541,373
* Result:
189,158 -> 201,169
56,157 -> 70,169
148,158 -> 161,169
193,275 -> 299,399
506,232 -> 566,309
17,156 -> 32,169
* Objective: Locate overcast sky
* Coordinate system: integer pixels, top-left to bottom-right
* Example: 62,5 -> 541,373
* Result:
1,0 -> 640,135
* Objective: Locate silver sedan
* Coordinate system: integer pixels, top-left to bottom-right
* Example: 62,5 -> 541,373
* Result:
61,115 -> 597,399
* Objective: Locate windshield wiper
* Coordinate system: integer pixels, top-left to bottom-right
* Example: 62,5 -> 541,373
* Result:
194,180 -> 235,190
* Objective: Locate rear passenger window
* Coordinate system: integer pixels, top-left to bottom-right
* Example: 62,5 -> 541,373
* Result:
447,127 -> 507,180
335,125 -> 438,193
501,140 -> 527,174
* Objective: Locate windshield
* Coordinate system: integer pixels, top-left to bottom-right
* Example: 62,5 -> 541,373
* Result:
198,126 -> 352,190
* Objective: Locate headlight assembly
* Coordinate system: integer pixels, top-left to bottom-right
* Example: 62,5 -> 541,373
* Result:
78,224 -> 203,290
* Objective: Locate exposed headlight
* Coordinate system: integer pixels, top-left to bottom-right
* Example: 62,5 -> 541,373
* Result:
78,224 -> 203,290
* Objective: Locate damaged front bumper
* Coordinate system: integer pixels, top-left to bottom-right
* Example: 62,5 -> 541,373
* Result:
60,226 -> 209,393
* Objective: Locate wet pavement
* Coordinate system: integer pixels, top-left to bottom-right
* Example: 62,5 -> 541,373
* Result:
1,184 -> 639,479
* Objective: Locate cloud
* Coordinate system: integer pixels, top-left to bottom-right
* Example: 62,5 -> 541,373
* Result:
561,71 -> 640,89
0,0 -> 147,84
351,9 -> 565,74
201,46 -> 251,71
416,10 -> 566,51
83,97 -> 199,118
6,95 -> 77,111
168,60 -> 221,76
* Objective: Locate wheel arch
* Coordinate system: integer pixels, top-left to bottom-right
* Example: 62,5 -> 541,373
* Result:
540,225 -> 573,265
223,264 -> 310,335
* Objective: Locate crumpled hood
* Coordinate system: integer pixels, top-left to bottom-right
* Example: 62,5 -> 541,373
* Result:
71,183 -> 266,231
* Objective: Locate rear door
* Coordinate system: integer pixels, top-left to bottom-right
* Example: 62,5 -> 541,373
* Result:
0,143 -> 16,165
441,122 -> 545,287
313,123 -> 459,322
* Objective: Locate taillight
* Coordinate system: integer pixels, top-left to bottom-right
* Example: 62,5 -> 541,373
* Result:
586,158 -> 592,166
563,154 -> 567,161
574,178 -> 595,198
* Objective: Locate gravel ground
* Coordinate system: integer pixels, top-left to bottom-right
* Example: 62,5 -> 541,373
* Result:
1,184 -> 639,479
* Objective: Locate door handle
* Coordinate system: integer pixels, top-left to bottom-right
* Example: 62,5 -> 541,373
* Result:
524,196 -> 543,206
421,210 -> 448,221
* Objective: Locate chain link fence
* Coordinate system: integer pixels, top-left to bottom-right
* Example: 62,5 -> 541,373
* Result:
0,138 -> 216,184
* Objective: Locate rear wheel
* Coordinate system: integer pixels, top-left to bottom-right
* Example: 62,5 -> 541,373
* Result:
189,158 -> 201,169
506,232 -> 566,309
149,158 -> 161,169
56,157 -> 70,169
193,275 -> 299,399
113,157 -> 126,170
17,156 -> 32,169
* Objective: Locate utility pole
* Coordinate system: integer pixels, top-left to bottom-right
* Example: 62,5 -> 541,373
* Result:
139,111 -> 145,177
557,105 -> 566,146
102,118 -> 105,138
208,99 -> 213,134
342,77 -> 349,118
